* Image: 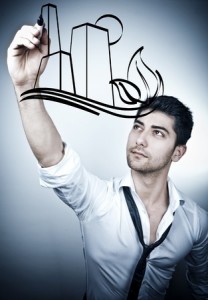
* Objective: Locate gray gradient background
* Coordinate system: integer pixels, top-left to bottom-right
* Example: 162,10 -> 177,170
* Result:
1,0 -> 208,299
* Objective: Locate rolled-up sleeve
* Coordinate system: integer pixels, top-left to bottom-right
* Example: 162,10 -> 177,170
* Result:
38,144 -> 81,188
185,207 -> 208,299
38,144 -> 108,220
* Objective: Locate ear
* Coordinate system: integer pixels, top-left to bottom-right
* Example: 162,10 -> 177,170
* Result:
172,145 -> 187,162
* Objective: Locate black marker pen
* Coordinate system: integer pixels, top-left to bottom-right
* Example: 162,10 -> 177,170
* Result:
35,14 -> 44,39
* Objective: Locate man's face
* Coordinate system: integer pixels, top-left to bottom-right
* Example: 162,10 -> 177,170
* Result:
126,110 -> 178,174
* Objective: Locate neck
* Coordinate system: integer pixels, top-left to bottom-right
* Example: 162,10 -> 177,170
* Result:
131,169 -> 169,207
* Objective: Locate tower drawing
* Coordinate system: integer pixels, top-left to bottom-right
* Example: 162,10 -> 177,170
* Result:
70,22 -> 114,105
35,4 -> 75,93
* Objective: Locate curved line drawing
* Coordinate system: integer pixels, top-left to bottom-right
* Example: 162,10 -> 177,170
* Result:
95,14 -> 123,46
21,88 -> 155,118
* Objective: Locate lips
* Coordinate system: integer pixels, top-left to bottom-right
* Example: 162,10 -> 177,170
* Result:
131,149 -> 148,158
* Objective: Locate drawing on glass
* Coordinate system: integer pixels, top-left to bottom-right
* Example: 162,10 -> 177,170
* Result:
21,4 -> 164,118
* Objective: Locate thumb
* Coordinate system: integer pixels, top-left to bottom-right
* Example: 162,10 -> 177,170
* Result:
39,28 -> 50,54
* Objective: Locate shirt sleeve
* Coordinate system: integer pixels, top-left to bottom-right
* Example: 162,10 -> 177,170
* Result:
185,205 -> 208,299
38,144 -> 110,220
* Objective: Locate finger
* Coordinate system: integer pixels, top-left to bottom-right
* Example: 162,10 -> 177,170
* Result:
18,26 -> 41,46
38,28 -> 50,55
10,26 -> 40,50
40,28 -> 50,45
18,25 -> 40,41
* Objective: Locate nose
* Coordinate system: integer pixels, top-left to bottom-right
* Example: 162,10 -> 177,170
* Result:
136,131 -> 148,147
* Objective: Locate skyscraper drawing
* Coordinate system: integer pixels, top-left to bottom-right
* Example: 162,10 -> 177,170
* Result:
23,4 -> 164,118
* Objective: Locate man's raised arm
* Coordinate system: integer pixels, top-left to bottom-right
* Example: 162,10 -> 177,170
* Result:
7,25 -> 64,167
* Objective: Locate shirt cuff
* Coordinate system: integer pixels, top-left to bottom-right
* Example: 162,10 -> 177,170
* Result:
38,143 -> 81,188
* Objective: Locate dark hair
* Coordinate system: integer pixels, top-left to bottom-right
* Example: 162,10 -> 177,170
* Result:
136,95 -> 194,145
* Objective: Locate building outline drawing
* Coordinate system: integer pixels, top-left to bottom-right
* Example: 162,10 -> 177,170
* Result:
21,3 -> 164,118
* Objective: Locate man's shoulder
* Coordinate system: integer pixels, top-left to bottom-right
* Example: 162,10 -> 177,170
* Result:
177,191 -> 208,239
169,179 -> 207,217
180,190 -> 207,216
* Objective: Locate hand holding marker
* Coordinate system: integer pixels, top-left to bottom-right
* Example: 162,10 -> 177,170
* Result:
35,14 -> 44,39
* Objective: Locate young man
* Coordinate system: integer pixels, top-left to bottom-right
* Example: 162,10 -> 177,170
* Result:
7,25 -> 208,300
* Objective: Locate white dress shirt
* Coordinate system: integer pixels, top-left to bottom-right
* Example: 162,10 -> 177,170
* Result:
38,144 -> 208,300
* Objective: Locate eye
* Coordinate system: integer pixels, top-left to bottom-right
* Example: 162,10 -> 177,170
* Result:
133,124 -> 142,131
153,130 -> 164,137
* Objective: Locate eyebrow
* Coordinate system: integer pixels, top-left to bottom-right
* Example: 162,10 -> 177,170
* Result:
134,119 -> 170,135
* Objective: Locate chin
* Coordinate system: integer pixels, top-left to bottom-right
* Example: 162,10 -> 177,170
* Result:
127,158 -> 145,171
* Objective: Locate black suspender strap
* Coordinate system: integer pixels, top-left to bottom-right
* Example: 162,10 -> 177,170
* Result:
123,186 -> 172,300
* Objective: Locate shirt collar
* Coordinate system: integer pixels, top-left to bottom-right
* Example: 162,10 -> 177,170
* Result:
119,171 -> 185,213
119,171 -> 135,191
167,177 -> 185,212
